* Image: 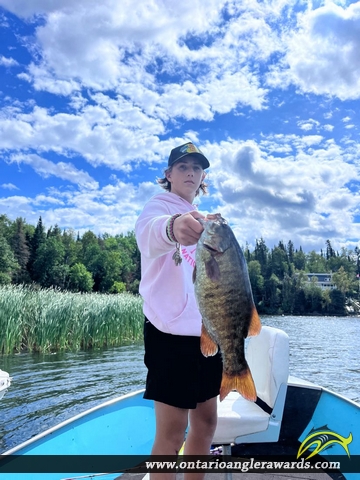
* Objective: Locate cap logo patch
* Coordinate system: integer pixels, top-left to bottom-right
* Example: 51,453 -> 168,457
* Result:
180,143 -> 202,155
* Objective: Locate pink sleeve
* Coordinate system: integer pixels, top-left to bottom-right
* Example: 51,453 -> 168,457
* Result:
135,203 -> 175,259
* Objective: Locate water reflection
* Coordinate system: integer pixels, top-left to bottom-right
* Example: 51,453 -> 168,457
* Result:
265,315 -> 360,404
0,343 -> 146,453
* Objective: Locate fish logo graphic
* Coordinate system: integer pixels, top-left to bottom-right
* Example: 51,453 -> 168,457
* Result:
297,425 -> 353,460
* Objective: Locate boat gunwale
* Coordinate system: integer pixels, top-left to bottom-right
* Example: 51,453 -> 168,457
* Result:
3,388 -> 146,456
288,375 -> 360,408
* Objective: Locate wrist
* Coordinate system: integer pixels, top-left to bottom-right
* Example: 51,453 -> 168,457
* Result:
166,214 -> 181,243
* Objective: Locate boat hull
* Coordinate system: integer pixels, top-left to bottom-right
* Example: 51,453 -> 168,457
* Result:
1,378 -> 359,480
1,389 -> 154,480
232,377 -> 360,480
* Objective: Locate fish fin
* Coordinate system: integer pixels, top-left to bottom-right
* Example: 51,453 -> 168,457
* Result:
247,306 -> 262,337
200,324 -> 219,357
192,265 -> 196,283
205,256 -> 221,282
220,368 -> 257,402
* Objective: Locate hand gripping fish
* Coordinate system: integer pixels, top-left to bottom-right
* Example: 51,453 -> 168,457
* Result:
193,213 -> 262,402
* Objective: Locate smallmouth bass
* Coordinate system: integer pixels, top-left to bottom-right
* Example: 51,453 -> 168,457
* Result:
193,213 -> 261,401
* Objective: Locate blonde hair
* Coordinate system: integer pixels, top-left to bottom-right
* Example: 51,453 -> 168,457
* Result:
157,166 -> 209,196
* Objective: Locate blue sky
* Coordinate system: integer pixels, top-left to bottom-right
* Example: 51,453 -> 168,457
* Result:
0,0 -> 360,253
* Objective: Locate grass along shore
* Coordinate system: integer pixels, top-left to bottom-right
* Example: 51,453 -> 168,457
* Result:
0,285 -> 144,354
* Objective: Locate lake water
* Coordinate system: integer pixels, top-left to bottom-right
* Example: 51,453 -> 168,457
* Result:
1,315 -> 359,454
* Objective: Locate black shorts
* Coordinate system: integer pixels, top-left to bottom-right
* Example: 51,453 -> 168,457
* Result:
143,318 -> 223,409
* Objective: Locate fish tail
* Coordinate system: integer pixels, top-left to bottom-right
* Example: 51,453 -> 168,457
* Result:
220,368 -> 257,402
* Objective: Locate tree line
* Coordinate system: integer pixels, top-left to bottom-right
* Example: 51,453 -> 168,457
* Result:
0,215 -> 140,294
244,238 -> 360,315
1,214 -> 359,315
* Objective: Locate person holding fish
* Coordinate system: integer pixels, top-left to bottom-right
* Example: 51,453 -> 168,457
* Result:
135,142 -> 223,476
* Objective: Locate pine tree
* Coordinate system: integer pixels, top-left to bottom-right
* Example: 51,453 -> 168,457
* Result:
254,238 -> 268,278
287,240 -> 294,264
11,218 -> 31,283
326,239 -> 335,260
47,224 -> 62,238
28,217 -> 46,281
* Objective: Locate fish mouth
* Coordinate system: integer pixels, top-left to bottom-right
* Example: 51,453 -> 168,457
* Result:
204,244 -> 220,254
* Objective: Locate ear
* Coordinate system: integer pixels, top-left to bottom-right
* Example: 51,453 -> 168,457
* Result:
165,169 -> 172,182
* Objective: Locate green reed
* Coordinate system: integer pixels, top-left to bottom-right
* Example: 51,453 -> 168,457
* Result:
0,285 -> 144,354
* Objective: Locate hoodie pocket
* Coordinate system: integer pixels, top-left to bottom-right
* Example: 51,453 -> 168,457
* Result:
166,294 -> 201,336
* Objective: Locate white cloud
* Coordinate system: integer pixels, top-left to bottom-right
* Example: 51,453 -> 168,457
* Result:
207,137 -> 360,249
0,178 -> 157,235
201,71 -> 268,112
27,65 -> 81,96
8,154 -> 99,189
1,183 -> 19,190
0,195 -> 35,219
267,2 -> 360,100
0,102 -> 165,169
7,0 -> 225,88
0,56 -> 19,67
298,119 -> 320,131
1,0 -> 272,117
33,194 -> 64,206
1,0 -> 360,253
0,131 -> 175,234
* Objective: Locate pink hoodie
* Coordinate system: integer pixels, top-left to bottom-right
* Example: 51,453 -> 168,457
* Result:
135,192 -> 202,336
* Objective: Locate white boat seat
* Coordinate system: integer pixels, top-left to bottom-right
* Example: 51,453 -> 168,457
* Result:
213,326 -> 289,447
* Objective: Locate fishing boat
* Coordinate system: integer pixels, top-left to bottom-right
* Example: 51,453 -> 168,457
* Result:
1,327 -> 359,480
0,369 -> 11,400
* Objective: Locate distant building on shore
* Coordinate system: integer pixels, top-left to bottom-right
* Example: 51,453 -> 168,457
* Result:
305,273 -> 336,290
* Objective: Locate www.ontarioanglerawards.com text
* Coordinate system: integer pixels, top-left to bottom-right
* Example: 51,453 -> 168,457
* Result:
145,457 -> 340,473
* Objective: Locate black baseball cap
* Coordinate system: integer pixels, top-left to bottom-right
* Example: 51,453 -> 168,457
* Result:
168,142 -> 210,169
